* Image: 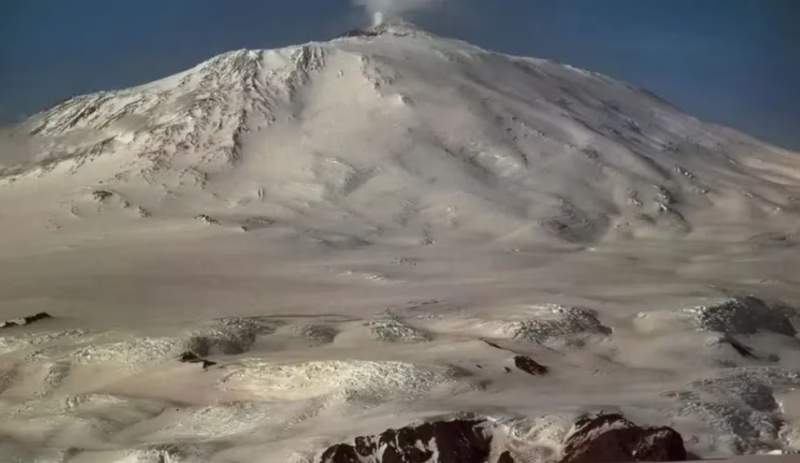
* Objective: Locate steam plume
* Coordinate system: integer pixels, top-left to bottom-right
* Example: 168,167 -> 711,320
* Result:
352,0 -> 445,26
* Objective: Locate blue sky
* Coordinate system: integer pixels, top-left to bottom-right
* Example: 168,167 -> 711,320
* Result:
1,0 -> 798,149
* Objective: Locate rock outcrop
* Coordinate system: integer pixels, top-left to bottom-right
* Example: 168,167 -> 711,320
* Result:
558,413 -> 687,463
320,419 -> 491,463
318,413 -> 686,463
0,312 -> 53,329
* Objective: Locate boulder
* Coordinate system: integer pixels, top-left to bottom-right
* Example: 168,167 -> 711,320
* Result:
559,413 -> 686,463
513,355 -> 549,376
176,351 -> 217,370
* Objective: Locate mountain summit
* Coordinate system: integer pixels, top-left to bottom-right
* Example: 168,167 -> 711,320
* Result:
1,25 -> 798,246
342,18 -> 430,37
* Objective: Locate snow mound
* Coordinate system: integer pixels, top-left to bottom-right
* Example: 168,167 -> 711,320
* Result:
28,335 -> 183,366
295,324 -> 339,345
0,442 -> 76,463
634,297 -> 799,340
132,402 -> 278,442
0,393 -> 229,462
184,316 -> 282,356
500,413 -> 577,461
505,305 -> 612,345
665,367 -> 800,454
90,444 -> 216,463
0,329 -> 89,356
0,393 -> 168,451
367,316 -> 432,343
683,297 -> 797,336
24,317 -> 280,368
219,359 -> 471,403
0,316 -> 283,398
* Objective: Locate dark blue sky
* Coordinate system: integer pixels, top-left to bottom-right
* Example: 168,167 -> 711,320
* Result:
1,0 -> 798,149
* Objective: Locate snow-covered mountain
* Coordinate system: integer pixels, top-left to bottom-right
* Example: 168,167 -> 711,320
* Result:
4,21 -> 800,463
3,21 -> 799,246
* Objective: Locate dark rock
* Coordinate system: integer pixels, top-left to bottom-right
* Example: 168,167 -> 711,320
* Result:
342,28 -> 380,38
177,351 -> 200,362
177,351 -> 217,370
559,413 -> 687,463
0,312 -> 53,329
726,337 -> 757,359
195,214 -> 220,225
481,340 -> 549,375
705,334 -> 779,362
482,339 -> 514,352
28,312 -> 53,322
92,189 -> 114,201
319,419 -> 491,463
497,451 -> 515,463
513,355 -> 549,375
320,444 -> 360,463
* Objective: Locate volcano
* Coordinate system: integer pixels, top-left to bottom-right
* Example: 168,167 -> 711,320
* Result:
1,22 -> 800,462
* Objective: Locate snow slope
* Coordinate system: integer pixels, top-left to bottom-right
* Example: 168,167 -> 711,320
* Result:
2,21 -> 800,462
3,21 -> 800,246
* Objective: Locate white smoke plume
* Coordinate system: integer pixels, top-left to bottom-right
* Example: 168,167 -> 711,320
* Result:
352,0 -> 446,26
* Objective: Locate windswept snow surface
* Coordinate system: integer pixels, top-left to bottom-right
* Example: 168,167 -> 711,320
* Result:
3,22 -> 800,461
